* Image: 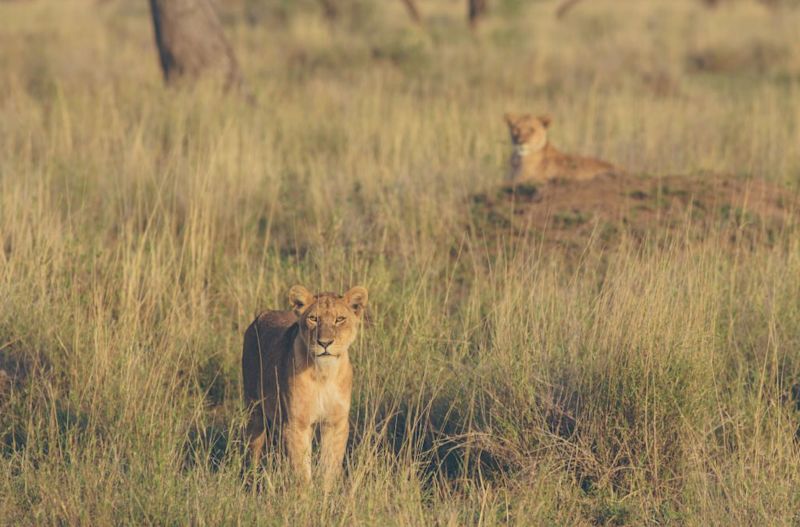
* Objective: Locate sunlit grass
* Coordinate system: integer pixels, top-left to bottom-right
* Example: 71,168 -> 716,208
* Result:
1,0 -> 800,524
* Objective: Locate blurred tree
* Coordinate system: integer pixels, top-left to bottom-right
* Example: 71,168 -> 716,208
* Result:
318,0 -> 339,20
698,0 -> 797,7
555,0 -> 583,19
148,0 -> 242,89
318,0 -> 422,25
468,0 -> 487,29
556,0 -> 796,19
401,0 -> 423,24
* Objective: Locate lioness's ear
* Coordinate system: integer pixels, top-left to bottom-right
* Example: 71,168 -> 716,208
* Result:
504,113 -> 517,126
538,115 -> 552,128
288,285 -> 314,317
343,286 -> 368,318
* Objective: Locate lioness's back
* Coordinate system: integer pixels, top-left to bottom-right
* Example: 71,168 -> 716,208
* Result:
241,310 -> 298,405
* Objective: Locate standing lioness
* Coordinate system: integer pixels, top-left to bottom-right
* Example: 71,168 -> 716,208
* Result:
242,285 -> 368,489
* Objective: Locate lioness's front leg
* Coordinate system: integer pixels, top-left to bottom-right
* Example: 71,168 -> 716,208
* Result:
284,422 -> 313,483
245,412 -> 267,473
320,417 -> 349,491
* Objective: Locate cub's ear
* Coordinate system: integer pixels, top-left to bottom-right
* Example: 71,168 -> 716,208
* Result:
288,285 -> 314,317
504,113 -> 517,126
538,114 -> 552,128
343,286 -> 368,318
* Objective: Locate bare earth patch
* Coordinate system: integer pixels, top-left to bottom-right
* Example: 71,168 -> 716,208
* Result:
471,173 -> 800,251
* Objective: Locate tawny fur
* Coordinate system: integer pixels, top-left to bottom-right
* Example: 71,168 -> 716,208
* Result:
242,285 -> 368,490
505,113 -> 620,183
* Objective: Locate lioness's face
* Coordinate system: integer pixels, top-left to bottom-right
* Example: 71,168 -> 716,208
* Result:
505,113 -> 551,154
289,285 -> 368,360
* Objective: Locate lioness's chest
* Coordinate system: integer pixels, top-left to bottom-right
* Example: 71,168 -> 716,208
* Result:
308,380 -> 350,423
289,372 -> 351,424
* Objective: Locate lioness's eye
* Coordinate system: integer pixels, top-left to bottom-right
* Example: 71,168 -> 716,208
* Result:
308,315 -> 317,323
335,316 -> 346,324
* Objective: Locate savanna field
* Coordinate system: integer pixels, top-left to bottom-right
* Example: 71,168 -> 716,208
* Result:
2,0 -> 800,524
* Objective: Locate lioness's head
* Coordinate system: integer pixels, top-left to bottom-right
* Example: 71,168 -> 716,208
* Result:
288,285 -> 368,360
504,113 -> 551,155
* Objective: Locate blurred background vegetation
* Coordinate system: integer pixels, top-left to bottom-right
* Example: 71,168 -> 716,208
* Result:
1,0 -> 800,524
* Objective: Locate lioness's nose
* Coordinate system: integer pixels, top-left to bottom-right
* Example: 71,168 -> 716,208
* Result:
317,338 -> 333,349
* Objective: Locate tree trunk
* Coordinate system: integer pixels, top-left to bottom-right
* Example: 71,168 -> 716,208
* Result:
468,0 -> 487,30
148,0 -> 242,89
319,0 -> 422,25
555,0 -> 584,19
318,0 -> 339,21
401,0 -> 423,25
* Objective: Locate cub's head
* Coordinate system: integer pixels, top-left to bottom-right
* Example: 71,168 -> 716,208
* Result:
288,285 -> 368,360
504,113 -> 551,155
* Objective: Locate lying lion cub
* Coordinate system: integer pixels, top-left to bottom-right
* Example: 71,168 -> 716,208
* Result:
242,285 -> 368,489
505,113 -> 619,183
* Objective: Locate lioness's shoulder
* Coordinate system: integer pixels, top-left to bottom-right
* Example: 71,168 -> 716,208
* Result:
244,310 -> 298,345
254,310 -> 297,329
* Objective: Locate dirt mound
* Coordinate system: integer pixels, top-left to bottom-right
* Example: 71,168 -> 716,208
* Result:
470,173 -> 799,251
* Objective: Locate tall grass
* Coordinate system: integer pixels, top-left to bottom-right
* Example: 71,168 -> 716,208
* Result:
2,0 -> 800,524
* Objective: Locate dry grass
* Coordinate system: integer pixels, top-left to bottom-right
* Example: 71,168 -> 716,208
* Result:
2,0 -> 800,524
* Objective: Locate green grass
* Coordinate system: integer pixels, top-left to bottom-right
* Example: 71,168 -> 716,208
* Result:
2,0 -> 800,524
